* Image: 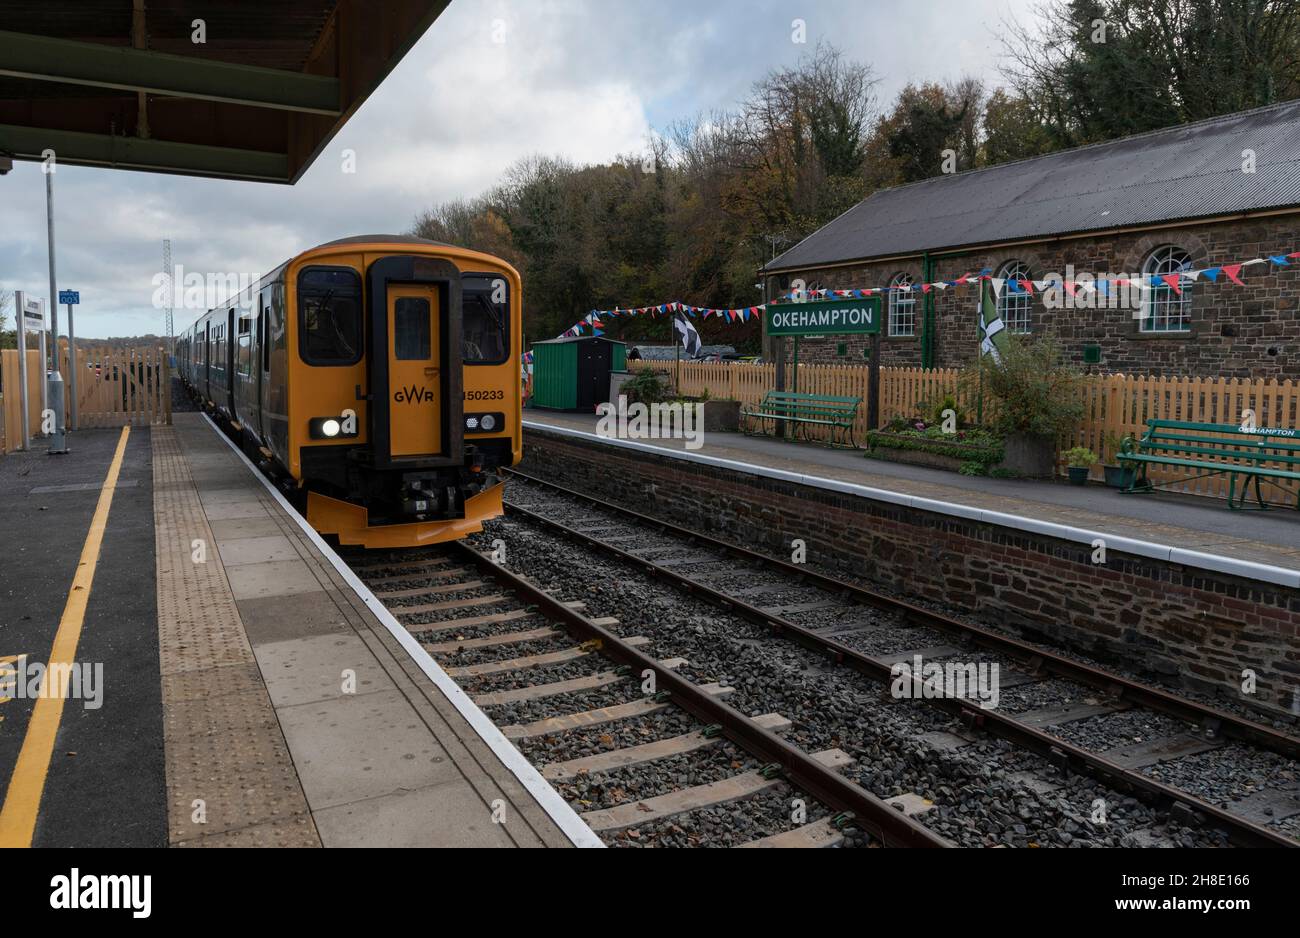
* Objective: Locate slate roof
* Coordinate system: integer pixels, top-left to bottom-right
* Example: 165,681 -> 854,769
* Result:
765,100 -> 1300,273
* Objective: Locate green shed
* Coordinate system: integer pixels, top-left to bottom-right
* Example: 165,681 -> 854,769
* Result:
530,336 -> 627,411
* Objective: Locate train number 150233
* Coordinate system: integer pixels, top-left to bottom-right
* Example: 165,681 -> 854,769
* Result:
464,390 -> 505,401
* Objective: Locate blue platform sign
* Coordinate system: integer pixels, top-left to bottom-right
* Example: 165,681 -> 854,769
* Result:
59,290 -> 79,305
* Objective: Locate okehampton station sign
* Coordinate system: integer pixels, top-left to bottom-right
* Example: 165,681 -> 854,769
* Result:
764,297 -> 882,337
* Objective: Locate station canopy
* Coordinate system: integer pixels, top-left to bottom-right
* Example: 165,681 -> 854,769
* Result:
0,0 -> 449,183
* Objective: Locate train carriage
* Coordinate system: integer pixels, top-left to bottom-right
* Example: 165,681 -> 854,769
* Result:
177,235 -> 522,548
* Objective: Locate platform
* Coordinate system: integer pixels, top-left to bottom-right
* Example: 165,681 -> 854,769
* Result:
0,414 -> 586,848
523,411 -> 1300,585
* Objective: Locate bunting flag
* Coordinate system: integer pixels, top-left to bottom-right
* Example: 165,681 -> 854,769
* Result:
552,246 -> 1296,339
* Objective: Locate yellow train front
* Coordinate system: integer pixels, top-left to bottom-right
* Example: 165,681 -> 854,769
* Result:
175,235 -> 522,548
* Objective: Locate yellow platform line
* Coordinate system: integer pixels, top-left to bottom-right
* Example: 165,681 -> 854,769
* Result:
0,426 -> 130,847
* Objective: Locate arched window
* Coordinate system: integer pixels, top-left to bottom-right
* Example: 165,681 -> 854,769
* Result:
997,260 -> 1032,334
1141,246 -> 1193,333
887,272 -> 916,337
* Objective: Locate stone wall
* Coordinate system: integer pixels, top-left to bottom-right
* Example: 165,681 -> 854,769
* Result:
521,429 -> 1299,719
766,215 -> 1300,378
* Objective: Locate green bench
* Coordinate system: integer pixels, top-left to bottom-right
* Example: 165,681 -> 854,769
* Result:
1118,419 -> 1300,510
741,391 -> 862,448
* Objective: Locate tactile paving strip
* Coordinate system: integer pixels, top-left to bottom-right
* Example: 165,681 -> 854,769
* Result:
152,427 -> 321,847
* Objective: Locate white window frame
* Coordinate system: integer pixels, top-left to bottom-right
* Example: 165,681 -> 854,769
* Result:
1140,246 -> 1193,333
887,273 -> 916,337
997,260 -> 1032,334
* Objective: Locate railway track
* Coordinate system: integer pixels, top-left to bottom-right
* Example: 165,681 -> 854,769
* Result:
495,469 -> 1300,849
342,540 -> 947,848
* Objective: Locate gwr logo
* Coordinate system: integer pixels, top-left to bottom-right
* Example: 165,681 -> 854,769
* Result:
394,385 -> 435,404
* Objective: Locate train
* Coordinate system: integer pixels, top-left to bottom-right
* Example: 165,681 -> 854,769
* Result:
176,235 -> 522,549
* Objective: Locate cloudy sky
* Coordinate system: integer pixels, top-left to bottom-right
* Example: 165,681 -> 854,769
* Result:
0,0 -> 1036,339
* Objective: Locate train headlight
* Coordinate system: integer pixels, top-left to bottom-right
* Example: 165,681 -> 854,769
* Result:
465,412 -> 505,434
309,416 -> 359,440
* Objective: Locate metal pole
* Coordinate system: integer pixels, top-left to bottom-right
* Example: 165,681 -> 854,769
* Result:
46,168 -> 58,376
868,333 -> 881,431
788,336 -> 800,441
977,280 -> 985,426
14,291 -> 30,450
66,302 -> 78,430
37,326 -> 47,423
674,319 -> 680,395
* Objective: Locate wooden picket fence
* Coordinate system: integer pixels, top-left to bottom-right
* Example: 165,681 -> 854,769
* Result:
1,344 -> 171,453
635,361 -> 1300,506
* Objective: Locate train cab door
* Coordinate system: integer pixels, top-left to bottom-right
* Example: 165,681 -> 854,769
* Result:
386,285 -> 442,457
368,256 -> 463,468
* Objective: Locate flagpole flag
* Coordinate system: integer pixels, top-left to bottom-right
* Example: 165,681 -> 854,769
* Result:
978,278 -> 1008,363
674,312 -> 702,358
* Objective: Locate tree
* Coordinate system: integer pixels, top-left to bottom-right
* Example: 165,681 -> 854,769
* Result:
1002,0 -> 1300,147
982,89 -> 1057,164
871,83 -> 972,184
0,290 -> 14,350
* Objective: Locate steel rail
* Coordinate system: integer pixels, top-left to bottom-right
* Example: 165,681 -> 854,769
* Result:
448,540 -> 952,848
505,468 -> 1299,761
500,484 -> 1296,848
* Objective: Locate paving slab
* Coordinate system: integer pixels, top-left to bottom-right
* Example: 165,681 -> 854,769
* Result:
217,534 -> 301,566
254,633 -> 397,708
312,780 -> 516,848
224,559 -> 326,600
275,690 -> 461,809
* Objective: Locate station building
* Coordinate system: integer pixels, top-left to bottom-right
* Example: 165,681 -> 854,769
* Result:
762,100 -> 1300,379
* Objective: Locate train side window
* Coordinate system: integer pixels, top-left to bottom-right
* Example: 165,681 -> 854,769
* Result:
394,297 -> 431,360
461,274 -> 509,365
298,267 -> 363,366
237,315 -> 252,377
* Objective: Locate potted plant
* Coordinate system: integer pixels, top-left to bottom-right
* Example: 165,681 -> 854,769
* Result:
1100,431 -> 1137,489
1064,446 -> 1098,485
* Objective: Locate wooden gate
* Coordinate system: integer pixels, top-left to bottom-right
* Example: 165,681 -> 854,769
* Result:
65,344 -> 172,429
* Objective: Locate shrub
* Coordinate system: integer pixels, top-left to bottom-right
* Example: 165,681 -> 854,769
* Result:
623,369 -> 670,404
959,335 -> 1083,441
1064,446 -> 1098,468
918,391 -> 969,429
866,426 -> 1005,472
